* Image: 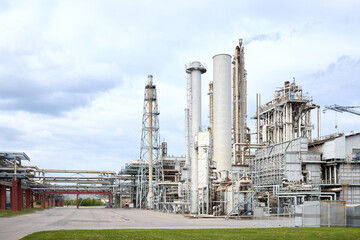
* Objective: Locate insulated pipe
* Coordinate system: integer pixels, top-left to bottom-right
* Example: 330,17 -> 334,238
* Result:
256,94 -> 259,144
186,62 -> 206,215
232,143 -> 264,165
213,54 -> 232,174
185,108 -> 190,167
317,105 -> 321,139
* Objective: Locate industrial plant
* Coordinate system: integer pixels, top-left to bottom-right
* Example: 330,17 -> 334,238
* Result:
1,39 -> 359,226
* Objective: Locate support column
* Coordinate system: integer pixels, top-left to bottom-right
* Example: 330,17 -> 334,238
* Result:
11,180 -> 18,212
30,191 -> 33,208
17,180 -> 23,211
108,193 -> 112,208
76,194 -> 79,209
25,190 -> 31,208
48,197 -> 50,208
0,185 -> 6,210
42,193 -> 45,208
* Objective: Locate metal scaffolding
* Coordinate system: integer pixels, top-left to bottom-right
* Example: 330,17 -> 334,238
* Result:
137,75 -> 163,209
257,80 -> 318,145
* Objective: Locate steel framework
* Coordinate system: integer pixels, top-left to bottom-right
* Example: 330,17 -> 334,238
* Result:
137,75 -> 163,209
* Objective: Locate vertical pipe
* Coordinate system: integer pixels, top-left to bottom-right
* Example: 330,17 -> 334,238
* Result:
325,167 -> 328,183
191,68 -> 201,214
185,108 -> 190,167
233,47 -> 240,163
298,115 -> 301,138
148,75 -> 154,209
76,193 -> 79,209
209,83 -> 214,135
186,62 -> 206,215
317,106 -> 321,139
308,110 -> 312,141
186,72 -> 192,168
256,94 -> 259,144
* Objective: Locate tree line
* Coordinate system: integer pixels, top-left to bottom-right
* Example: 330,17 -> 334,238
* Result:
64,198 -> 105,206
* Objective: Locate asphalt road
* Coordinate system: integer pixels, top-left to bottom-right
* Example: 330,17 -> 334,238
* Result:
0,207 -> 294,239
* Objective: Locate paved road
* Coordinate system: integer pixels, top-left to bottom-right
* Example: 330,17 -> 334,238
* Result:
0,207 -> 294,240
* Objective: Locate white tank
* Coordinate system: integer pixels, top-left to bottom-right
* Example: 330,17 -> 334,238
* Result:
213,54 -> 232,174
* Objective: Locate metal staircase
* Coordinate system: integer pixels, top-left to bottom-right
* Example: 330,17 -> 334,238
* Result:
225,185 -> 259,219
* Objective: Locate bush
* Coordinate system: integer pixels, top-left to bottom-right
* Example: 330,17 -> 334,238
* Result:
64,198 -> 104,206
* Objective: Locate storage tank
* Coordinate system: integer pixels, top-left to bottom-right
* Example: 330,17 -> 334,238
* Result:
213,54 -> 232,175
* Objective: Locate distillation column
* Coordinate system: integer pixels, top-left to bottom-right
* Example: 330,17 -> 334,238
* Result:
233,39 -> 248,164
213,54 -> 232,178
186,62 -> 206,214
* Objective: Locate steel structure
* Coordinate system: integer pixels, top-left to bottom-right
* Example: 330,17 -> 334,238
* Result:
324,104 -> 360,116
137,75 -> 163,209
257,80 -> 320,144
232,39 -> 250,165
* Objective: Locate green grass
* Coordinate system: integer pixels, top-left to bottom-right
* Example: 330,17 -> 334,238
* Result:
20,228 -> 360,240
0,208 -> 44,217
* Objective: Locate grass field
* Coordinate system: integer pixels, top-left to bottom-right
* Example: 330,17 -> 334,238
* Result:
0,208 -> 44,217
21,227 -> 360,240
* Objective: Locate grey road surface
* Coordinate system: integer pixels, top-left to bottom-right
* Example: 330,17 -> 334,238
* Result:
0,207 -> 294,240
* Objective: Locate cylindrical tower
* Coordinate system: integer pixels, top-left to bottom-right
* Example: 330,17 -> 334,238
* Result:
213,54 -> 232,175
185,61 -> 206,215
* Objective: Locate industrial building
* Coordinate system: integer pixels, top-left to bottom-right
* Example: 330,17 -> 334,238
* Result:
115,38 -> 360,219
1,39 -> 359,223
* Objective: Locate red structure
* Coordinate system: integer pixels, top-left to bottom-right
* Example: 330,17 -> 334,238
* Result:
0,185 -> 6,210
11,180 -> 23,212
43,191 -> 111,209
25,190 -> 31,208
17,181 -> 23,211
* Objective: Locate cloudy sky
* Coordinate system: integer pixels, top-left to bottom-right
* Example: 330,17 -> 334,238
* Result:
0,0 -> 359,171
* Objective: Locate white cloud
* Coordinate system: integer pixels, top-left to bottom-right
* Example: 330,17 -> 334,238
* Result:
0,0 -> 359,171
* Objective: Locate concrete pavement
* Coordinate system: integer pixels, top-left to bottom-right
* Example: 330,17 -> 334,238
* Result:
0,207 -> 294,240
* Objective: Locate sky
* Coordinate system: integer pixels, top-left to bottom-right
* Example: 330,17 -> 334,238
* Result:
0,0 -> 359,172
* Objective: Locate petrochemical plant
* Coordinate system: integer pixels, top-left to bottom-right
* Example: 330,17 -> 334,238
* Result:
1,39 -> 359,223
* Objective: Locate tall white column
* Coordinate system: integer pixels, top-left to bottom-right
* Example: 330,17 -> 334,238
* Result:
186,62 -> 206,215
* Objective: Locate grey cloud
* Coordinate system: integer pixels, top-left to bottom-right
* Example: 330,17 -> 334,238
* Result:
0,126 -> 23,141
310,55 -> 360,79
302,55 -> 360,108
0,75 -> 122,115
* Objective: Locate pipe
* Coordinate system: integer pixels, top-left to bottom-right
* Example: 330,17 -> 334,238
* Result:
256,94 -> 259,144
209,82 -> 214,135
185,108 -> 190,167
186,61 -> 206,215
232,143 -> 264,165
317,105 -> 321,139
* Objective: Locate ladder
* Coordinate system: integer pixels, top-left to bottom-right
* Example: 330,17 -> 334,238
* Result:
225,185 -> 259,219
